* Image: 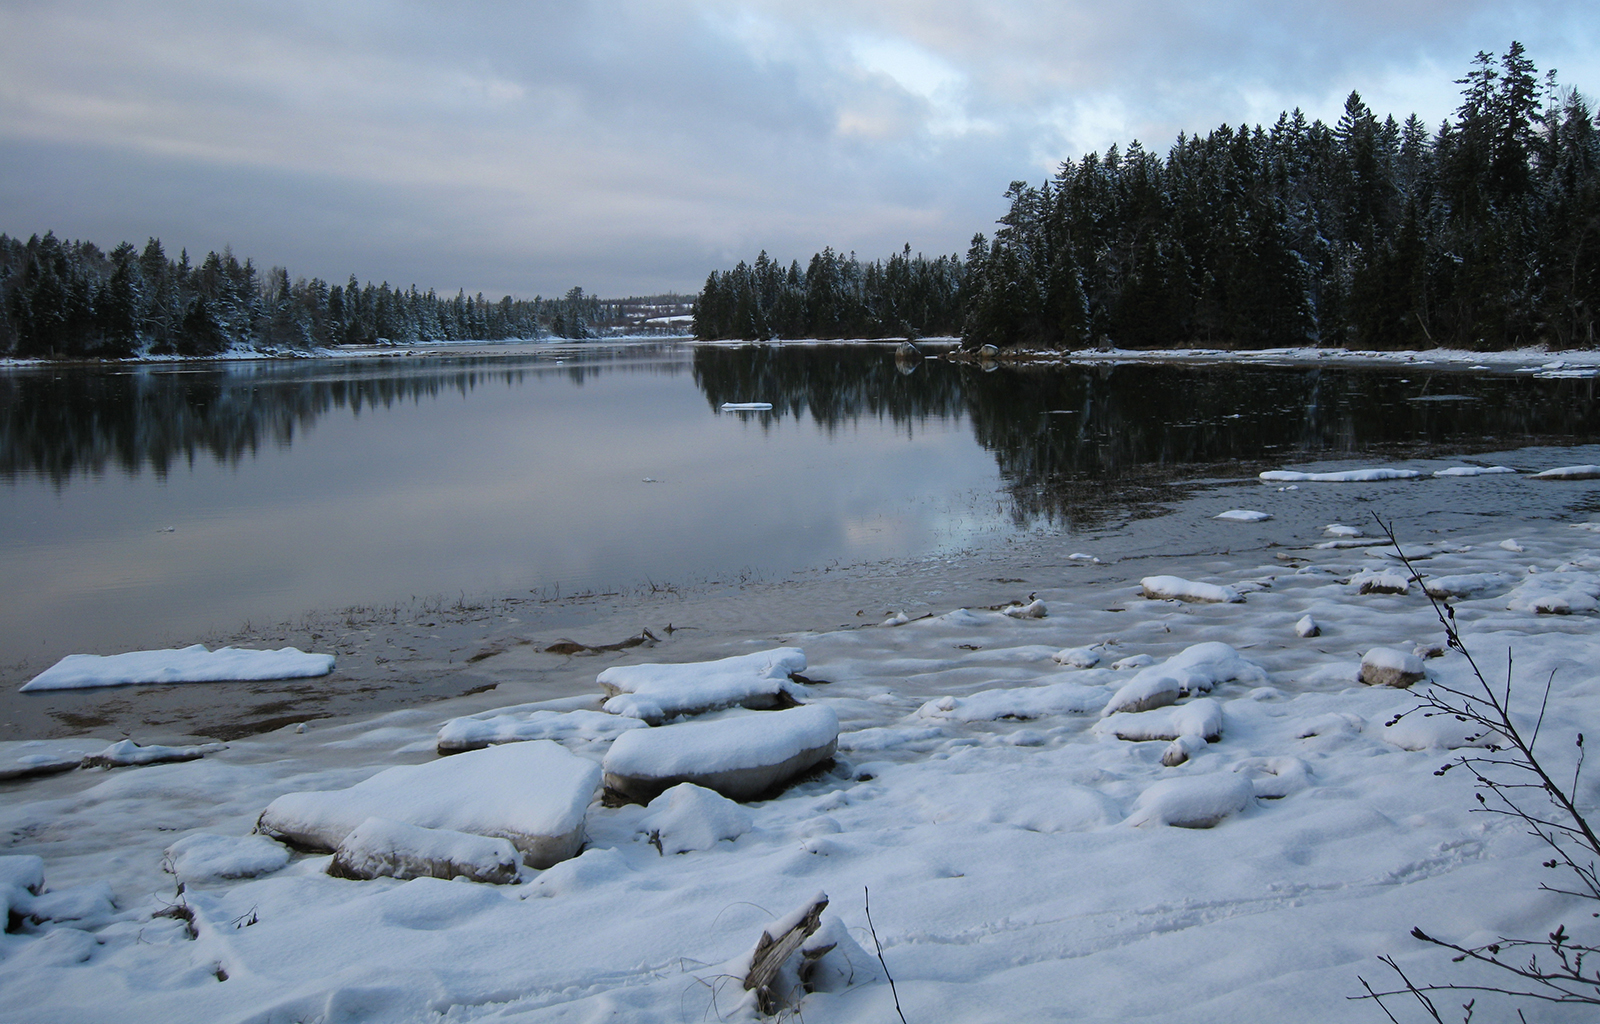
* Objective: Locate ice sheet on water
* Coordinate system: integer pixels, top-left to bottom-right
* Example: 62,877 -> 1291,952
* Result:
21,644 -> 334,691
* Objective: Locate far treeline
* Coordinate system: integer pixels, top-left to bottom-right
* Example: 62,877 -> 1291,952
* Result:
697,42 -> 1600,352
0,233 -> 646,359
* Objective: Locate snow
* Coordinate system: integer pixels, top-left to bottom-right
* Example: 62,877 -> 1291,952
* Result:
1323,523 -> 1363,537
1433,465 -> 1516,477
436,707 -> 645,753
1101,642 -> 1264,716
602,703 -> 840,801
257,740 -> 601,868
1359,647 -> 1426,688
1259,467 -> 1423,482
14,485 -> 1600,1022
85,739 -> 224,768
1294,614 -> 1320,637
597,648 -> 808,723
1214,509 -> 1272,521
20,644 -> 334,691
721,401 -> 773,411
1140,574 -> 1243,603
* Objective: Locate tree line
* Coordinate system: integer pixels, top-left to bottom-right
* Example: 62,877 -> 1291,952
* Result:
0,232 -> 609,359
691,245 -> 965,341
699,43 -> 1600,351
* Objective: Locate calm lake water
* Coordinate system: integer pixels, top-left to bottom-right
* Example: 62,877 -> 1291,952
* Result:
5,340 -> 1600,697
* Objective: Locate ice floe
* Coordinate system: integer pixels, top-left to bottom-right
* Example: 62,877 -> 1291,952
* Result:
598,648 -> 808,723
21,644 -> 334,691
1260,467 -> 1422,482
1214,509 -> 1272,521
602,703 -> 840,802
1140,575 -> 1243,603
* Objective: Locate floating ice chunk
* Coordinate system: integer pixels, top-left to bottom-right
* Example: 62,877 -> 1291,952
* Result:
1102,643 -> 1264,716
1422,573 -> 1513,599
1097,698 -> 1223,743
602,704 -> 840,803
1295,614 -> 1320,638
328,817 -> 521,884
1140,575 -> 1244,604
1433,465 -> 1515,477
1053,646 -> 1102,668
599,648 -> 808,724
1350,569 -> 1412,595
1531,465 -> 1600,480
721,402 -> 773,411
1214,509 -> 1272,522
1259,468 -> 1422,482
1358,648 -> 1426,688
437,708 -> 646,754
257,740 -> 600,868
84,739 -> 224,768
1323,523 -> 1363,537
21,644 -> 334,691
1001,598 -> 1048,618
917,682 -> 1107,723
1505,573 -> 1600,614
1382,715 -> 1502,752
1127,774 -> 1254,828
639,784 -> 753,854
1500,539 -> 1525,552
164,833 -> 291,883
1068,552 -> 1100,563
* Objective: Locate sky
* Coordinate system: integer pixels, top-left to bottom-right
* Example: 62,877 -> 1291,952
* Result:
2,1 -> 1598,300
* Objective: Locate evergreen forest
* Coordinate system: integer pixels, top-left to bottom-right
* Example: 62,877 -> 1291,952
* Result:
0,232 -> 615,359
697,42 -> 1600,352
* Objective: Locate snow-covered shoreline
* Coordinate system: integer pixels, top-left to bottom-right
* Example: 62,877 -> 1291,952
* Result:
7,466 -> 1600,1021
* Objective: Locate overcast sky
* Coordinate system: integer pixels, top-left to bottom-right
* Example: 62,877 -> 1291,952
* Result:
2,1 -> 1597,299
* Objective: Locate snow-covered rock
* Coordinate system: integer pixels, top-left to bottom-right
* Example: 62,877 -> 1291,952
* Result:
1422,572 -> 1513,599
21,644 -> 334,691
257,740 -> 600,868
1358,648 -> 1426,688
437,708 -> 646,754
1140,575 -> 1244,604
602,704 -> 839,803
1052,646 -> 1101,668
1505,573 -> 1600,614
1127,774 -> 1255,828
1102,643 -> 1265,716
1294,614 -> 1320,638
638,784 -> 753,854
328,817 -> 522,884
164,833 -> 291,883
598,648 -> 808,724
1097,698 -> 1224,743
1001,598 -> 1048,618
1351,569 -> 1412,595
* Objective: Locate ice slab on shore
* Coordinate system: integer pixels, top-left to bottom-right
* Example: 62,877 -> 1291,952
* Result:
598,648 -> 808,723
328,818 -> 522,884
603,704 -> 839,802
21,644 -> 334,692
257,740 -> 600,868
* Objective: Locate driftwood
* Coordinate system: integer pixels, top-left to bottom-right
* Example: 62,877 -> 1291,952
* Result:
744,893 -> 829,1015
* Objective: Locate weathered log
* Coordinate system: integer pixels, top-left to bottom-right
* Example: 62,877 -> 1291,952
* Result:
744,893 -> 828,1015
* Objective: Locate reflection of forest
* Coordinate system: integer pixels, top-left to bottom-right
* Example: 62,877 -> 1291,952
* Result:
0,345 -> 686,484
693,346 -> 1600,526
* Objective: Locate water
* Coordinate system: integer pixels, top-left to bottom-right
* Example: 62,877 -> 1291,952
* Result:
5,341 -> 1600,739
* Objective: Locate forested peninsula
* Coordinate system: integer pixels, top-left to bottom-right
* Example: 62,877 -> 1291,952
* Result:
0,233 -> 618,359
694,43 -> 1600,352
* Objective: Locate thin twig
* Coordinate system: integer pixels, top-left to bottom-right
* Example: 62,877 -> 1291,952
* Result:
863,887 -> 909,1024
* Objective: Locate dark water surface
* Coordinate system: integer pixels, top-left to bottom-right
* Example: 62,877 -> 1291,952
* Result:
5,341 -> 1600,737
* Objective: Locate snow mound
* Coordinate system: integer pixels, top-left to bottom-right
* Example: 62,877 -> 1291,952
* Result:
598,648 -> 808,723
1433,465 -> 1515,477
257,740 -> 600,868
1127,774 -> 1255,828
1358,648 -> 1426,688
1001,598 -> 1048,618
1214,509 -> 1272,522
0,737 -> 112,781
1422,572 -> 1514,599
1103,643 -> 1265,716
84,739 -> 224,768
1140,575 -> 1243,604
1234,757 -> 1313,798
164,833 -> 291,882
328,817 -> 521,884
1259,468 -> 1421,482
21,644 -> 335,691
1350,569 -> 1412,595
437,708 -> 646,754
1505,573 -> 1600,614
639,784 -> 753,854
603,704 -> 839,803
1097,698 -> 1224,743
525,847 -> 633,899
1294,614 -> 1320,638
1531,465 -> 1600,480
1382,714 -> 1503,751
917,681 -> 1107,722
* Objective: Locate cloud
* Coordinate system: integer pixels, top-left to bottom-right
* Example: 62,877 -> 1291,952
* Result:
1,1 -> 1596,296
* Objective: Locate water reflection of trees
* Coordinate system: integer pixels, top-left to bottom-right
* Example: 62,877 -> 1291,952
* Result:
0,345 -> 687,484
692,346 -> 1600,527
